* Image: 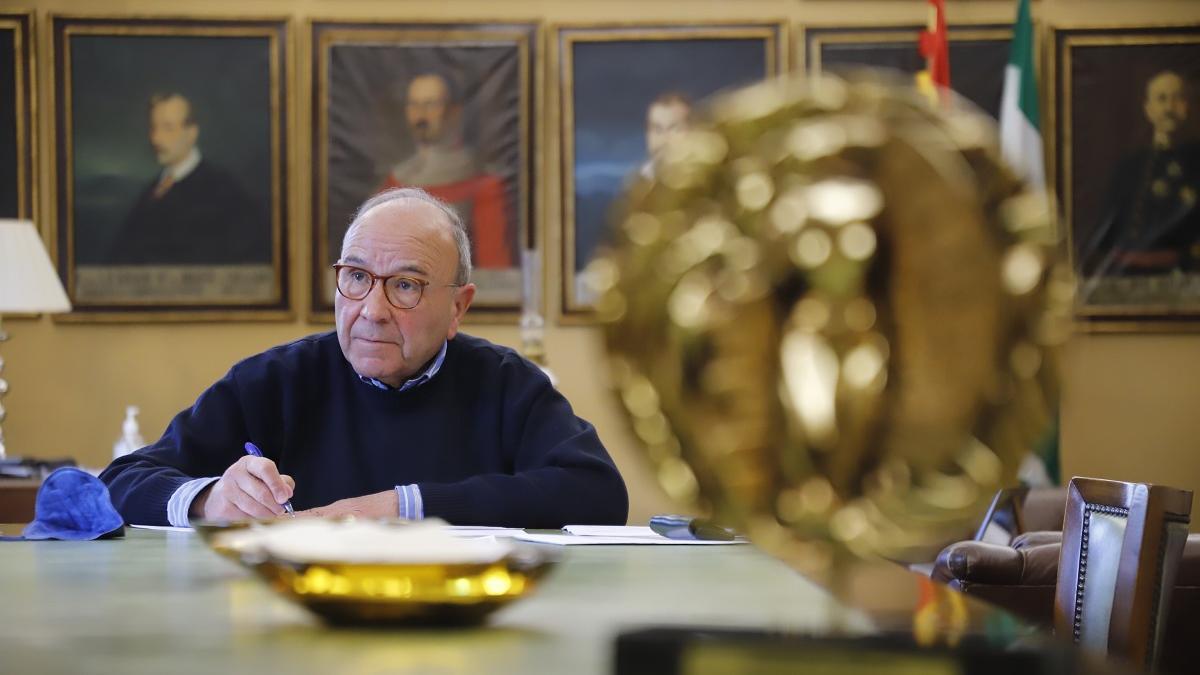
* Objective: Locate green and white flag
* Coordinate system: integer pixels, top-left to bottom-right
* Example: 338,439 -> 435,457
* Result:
1001,0 -> 1059,486
999,0 -> 1045,190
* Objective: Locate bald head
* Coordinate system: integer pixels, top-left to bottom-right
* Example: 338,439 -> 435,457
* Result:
345,188 -> 472,285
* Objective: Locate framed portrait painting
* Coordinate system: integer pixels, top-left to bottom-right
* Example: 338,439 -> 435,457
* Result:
1,11 -> 34,221
52,16 -> 289,320
803,24 -> 1011,119
1052,25 -> 1200,326
557,23 -> 787,315
311,20 -> 537,321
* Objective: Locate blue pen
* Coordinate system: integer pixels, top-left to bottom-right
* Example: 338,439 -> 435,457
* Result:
244,442 -> 295,516
649,514 -> 737,541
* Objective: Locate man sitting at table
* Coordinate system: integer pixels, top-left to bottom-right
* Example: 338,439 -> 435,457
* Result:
99,187 -> 629,528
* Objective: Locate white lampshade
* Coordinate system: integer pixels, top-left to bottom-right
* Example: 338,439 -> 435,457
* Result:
0,219 -> 71,314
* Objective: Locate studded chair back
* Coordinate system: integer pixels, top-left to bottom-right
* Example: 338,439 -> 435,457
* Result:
1054,477 -> 1192,670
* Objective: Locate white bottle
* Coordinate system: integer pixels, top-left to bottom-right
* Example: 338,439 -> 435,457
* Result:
112,405 -> 145,459
518,248 -> 558,387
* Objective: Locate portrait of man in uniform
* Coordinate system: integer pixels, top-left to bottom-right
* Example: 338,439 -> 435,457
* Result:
314,22 -> 534,316
1059,26 -> 1200,319
1080,70 -> 1199,278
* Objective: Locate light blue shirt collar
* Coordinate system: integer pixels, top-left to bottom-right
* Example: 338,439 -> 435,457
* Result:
358,340 -> 448,393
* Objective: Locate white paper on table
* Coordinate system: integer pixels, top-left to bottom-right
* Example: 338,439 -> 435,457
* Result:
130,524 -> 526,536
562,524 -> 746,543
130,524 -> 194,532
562,525 -> 659,537
442,526 -> 527,538
515,528 -> 745,546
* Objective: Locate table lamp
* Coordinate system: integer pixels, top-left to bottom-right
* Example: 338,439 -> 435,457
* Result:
0,219 -> 72,460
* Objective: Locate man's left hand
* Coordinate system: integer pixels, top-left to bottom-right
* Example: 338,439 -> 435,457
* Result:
295,490 -> 398,519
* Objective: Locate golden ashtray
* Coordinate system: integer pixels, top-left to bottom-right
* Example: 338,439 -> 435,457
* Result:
201,518 -> 555,625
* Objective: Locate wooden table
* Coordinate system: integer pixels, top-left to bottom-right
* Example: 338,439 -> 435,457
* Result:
0,527 -> 1052,674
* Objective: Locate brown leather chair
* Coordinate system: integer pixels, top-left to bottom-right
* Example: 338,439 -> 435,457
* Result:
933,539 -> 1060,625
934,477 -> 1195,673
936,534 -> 1200,674
1057,478 -> 1192,670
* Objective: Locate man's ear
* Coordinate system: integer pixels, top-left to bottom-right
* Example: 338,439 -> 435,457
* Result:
186,123 -> 199,146
446,283 -> 476,339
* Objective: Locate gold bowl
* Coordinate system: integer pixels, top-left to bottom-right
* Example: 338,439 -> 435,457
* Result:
197,518 -> 556,625
244,546 -> 555,625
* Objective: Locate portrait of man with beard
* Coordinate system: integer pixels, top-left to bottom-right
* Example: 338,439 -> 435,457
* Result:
378,72 -> 513,270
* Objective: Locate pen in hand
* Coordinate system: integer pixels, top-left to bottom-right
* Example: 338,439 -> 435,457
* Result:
243,441 -> 295,517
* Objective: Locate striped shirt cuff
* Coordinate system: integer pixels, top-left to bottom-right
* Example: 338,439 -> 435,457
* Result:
167,477 -> 221,527
395,484 -> 425,520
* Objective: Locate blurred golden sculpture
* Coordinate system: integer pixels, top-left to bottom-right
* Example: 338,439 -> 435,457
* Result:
593,72 -> 1070,576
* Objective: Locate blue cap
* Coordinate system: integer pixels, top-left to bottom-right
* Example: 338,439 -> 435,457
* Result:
15,467 -> 125,541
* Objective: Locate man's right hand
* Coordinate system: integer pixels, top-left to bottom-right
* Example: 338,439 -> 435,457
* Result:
189,455 -> 295,521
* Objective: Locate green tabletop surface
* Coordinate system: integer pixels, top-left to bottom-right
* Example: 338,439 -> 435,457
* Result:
0,527 -> 1040,674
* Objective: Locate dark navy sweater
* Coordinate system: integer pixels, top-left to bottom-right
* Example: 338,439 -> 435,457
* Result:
99,332 -> 629,528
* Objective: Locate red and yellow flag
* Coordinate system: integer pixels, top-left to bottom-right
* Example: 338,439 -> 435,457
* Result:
917,0 -> 951,105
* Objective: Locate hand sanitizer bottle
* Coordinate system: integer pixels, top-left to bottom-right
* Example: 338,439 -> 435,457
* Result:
112,405 -> 145,459
519,248 -> 558,386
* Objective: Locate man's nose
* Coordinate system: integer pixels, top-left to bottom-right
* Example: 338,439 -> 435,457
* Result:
358,282 -> 392,320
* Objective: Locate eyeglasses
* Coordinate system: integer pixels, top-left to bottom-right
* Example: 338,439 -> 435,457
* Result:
332,264 -> 459,310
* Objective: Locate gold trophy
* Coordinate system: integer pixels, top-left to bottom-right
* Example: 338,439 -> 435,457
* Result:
594,72 -> 1069,591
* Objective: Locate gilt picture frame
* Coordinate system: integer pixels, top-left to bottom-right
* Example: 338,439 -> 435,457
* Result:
310,20 -> 537,322
556,22 -> 787,316
1,11 -> 34,222
1050,24 -> 1200,328
802,23 -> 1011,119
51,16 -> 290,321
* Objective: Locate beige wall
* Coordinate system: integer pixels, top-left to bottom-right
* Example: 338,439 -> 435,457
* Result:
2,0 -> 1199,525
